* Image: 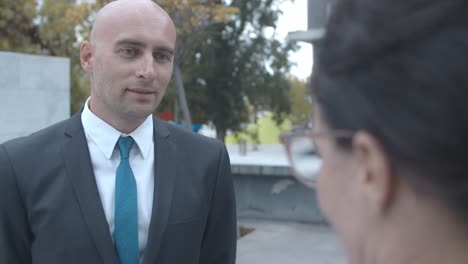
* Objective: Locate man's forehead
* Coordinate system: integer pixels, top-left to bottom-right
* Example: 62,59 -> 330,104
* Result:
96,0 -> 159,18
91,0 -> 175,43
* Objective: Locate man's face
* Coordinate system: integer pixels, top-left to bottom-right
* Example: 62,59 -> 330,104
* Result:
85,6 -> 176,125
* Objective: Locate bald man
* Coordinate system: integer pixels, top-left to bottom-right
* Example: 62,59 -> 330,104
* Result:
0,1 -> 237,263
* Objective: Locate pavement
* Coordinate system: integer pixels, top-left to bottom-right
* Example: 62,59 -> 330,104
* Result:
237,219 -> 347,264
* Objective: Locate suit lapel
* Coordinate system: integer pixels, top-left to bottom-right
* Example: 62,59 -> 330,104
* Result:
143,118 -> 177,264
62,112 -> 119,263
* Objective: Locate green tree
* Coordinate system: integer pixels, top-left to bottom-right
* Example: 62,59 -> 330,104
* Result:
39,0 -> 97,114
158,0 -> 238,128
182,0 -> 298,141
288,77 -> 312,126
0,0 -> 38,53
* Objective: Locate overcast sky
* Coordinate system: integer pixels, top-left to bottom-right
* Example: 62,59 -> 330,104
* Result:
276,0 -> 313,81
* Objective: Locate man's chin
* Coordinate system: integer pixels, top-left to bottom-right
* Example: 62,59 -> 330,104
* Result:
126,106 -> 157,120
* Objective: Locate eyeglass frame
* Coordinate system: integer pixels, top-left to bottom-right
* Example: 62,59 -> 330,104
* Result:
280,128 -> 355,188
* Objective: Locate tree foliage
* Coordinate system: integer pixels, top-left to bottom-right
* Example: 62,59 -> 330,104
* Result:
288,77 -> 312,126
0,0 -> 38,53
157,0 -> 238,128
180,0 -> 298,141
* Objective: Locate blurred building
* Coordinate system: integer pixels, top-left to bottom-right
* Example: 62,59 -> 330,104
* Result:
287,0 -> 335,62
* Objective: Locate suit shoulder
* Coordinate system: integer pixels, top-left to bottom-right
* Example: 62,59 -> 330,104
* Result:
1,118 -> 71,156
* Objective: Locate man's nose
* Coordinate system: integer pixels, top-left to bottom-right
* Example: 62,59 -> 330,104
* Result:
136,54 -> 156,80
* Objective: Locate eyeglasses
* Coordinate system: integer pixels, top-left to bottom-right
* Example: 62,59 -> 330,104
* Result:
280,128 -> 354,188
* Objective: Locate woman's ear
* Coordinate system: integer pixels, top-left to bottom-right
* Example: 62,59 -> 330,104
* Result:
352,131 -> 396,213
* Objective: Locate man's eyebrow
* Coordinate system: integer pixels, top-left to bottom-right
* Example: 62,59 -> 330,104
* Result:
115,39 -> 146,48
155,47 -> 174,55
115,38 -> 174,55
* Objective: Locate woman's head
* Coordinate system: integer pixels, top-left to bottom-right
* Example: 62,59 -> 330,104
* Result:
312,0 -> 468,262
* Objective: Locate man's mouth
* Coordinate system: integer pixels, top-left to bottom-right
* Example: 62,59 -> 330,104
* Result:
127,88 -> 155,95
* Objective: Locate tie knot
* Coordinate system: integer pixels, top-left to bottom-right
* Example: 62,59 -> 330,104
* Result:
117,136 -> 134,160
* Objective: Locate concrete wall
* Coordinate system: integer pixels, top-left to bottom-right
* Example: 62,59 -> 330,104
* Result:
233,164 -> 327,223
0,52 -> 70,143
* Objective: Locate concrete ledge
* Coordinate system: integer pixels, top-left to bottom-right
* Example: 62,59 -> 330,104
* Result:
233,165 -> 326,223
228,144 -> 326,223
287,29 -> 325,43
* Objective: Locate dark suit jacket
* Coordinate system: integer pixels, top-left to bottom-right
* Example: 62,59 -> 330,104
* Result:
0,111 -> 237,264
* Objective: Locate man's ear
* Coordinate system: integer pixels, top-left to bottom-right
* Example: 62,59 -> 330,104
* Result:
353,131 -> 396,213
80,41 -> 93,73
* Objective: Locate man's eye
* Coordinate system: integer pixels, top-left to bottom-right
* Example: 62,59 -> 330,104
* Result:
119,48 -> 137,57
154,53 -> 171,63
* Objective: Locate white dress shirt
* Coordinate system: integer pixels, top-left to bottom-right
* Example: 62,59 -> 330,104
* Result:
81,98 -> 154,262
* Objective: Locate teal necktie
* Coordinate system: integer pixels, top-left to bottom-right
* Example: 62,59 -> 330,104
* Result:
114,136 -> 139,264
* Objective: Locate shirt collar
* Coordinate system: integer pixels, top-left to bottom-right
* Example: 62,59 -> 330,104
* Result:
81,97 -> 154,160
